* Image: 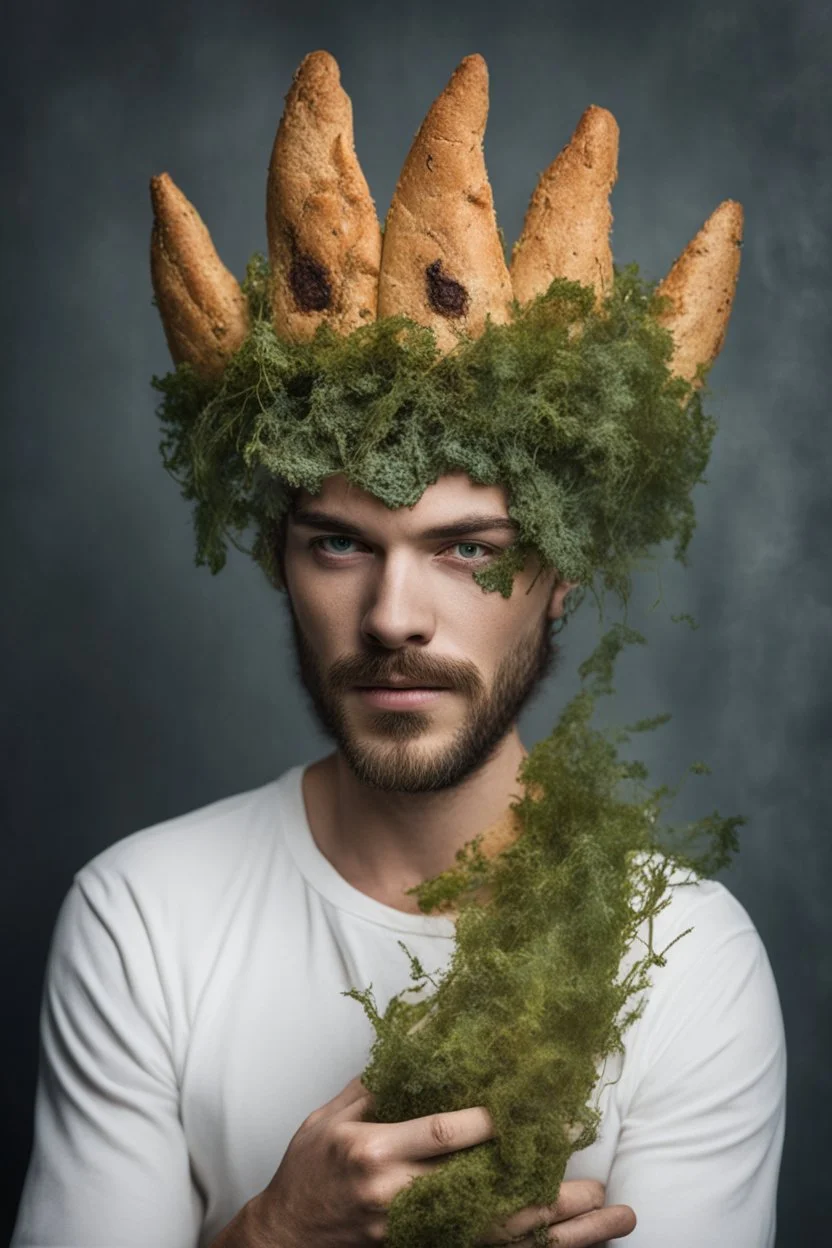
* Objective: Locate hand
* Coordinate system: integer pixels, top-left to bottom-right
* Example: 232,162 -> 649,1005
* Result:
250,1072 -> 498,1247
477,1180 -> 636,1247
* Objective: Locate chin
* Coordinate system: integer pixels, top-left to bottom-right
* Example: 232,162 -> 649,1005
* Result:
338,719 -> 493,795
348,719 -> 443,757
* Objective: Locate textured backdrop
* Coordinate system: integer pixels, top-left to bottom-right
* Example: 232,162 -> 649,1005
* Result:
3,0 -> 829,1241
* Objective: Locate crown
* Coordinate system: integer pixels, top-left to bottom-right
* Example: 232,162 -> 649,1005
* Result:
150,50 -> 741,384
147,51 -> 744,610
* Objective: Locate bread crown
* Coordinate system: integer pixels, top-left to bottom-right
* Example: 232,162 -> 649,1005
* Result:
150,50 -> 743,388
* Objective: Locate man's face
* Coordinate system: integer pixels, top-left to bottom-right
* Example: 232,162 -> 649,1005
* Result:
281,472 -> 575,794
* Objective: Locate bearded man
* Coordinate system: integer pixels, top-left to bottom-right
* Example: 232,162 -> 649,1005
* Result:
11,50 -> 786,1248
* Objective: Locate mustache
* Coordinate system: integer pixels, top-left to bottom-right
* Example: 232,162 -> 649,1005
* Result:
328,651 -> 484,696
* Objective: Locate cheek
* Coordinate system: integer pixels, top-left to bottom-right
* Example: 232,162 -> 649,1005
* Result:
467,577 -> 543,639
287,569 -> 354,649
454,603 -> 538,679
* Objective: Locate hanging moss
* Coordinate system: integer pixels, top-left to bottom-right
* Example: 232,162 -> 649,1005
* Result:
151,252 -> 713,619
343,623 -> 744,1248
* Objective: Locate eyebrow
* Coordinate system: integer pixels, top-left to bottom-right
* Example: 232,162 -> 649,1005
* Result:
290,508 -> 518,541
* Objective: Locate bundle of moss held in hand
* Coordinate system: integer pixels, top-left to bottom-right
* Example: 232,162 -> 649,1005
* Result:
343,624 -> 744,1248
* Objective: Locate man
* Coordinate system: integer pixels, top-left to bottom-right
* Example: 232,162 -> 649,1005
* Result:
11,49 -> 785,1248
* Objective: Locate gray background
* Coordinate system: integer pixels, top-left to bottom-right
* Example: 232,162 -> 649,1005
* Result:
3,0 -> 829,1241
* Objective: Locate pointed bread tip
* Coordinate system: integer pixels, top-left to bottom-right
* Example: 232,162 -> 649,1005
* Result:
655,198 -> 744,386
149,171 -> 178,216
510,104 -> 619,308
266,49 -> 382,341
293,49 -> 341,85
456,52 -> 488,76
149,171 -> 250,382
377,52 -> 512,352
573,105 -> 620,178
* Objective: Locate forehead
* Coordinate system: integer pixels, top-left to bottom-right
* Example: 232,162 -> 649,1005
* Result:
291,471 -> 512,534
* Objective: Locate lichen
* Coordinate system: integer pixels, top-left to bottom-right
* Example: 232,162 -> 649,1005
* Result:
150,252 -> 713,622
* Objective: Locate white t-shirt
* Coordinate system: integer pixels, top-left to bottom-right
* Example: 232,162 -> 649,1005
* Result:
11,762 -> 787,1248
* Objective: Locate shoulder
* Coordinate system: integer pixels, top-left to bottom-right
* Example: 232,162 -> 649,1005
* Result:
81,768 -> 295,880
621,852 -> 785,1089
633,852 -> 761,972
59,767 -> 303,967
589,861 -> 787,1241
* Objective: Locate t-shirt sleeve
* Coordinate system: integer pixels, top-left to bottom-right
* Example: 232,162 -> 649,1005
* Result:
604,913 -> 787,1247
11,868 -> 204,1247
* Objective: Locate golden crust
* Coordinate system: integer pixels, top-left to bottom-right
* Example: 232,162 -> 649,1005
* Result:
654,199 -> 744,386
266,50 -> 382,343
377,54 -> 514,355
149,172 -> 250,383
511,105 -> 619,309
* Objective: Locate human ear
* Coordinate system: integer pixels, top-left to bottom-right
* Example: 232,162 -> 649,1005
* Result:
547,577 -> 581,621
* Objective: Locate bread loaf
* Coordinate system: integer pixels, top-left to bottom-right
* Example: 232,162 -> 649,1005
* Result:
511,105 -> 619,310
149,172 -> 250,382
654,199 -> 744,386
377,54 -> 514,355
266,50 -> 382,343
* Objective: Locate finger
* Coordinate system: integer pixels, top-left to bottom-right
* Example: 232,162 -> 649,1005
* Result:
479,1181 -> 605,1243
510,1204 -> 637,1248
384,1103 -> 497,1163
365,1156 -> 447,1210
309,1073 -> 374,1124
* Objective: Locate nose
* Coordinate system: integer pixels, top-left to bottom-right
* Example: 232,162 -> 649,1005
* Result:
360,553 -> 436,649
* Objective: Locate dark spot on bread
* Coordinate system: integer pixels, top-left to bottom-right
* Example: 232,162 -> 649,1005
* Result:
289,252 -> 332,313
425,259 -> 469,318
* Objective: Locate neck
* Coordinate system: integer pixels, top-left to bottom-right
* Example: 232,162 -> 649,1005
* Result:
302,730 -> 529,914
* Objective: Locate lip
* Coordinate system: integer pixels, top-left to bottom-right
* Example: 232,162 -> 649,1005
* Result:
355,687 -> 449,709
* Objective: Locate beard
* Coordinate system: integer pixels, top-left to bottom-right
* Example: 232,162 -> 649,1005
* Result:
281,591 -> 561,794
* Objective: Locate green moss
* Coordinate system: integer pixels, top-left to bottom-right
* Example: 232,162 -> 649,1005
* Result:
342,624 -> 744,1248
151,252 -> 713,621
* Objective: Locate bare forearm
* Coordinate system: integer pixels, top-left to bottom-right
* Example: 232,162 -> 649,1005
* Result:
207,1192 -> 281,1248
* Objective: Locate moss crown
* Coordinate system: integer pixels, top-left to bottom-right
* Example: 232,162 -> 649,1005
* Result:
151,252 -> 713,620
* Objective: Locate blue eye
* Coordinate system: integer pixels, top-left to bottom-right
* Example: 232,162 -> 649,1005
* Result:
311,537 -> 493,563
318,536 -> 356,554
455,542 -> 487,560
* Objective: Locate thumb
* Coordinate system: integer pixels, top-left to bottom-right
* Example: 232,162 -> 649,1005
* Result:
308,1073 -> 373,1124
333,1075 -> 376,1123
